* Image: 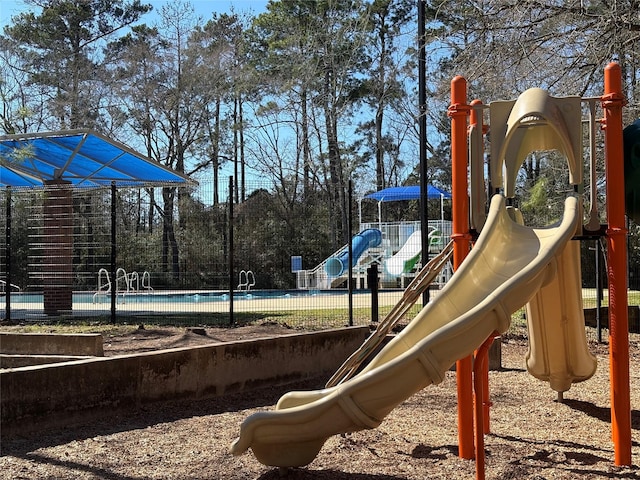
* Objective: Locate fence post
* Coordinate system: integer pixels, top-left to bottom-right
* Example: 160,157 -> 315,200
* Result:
5,186 -> 11,323
348,180 -> 353,326
229,176 -> 234,326
367,263 -> 379,323
418,0 -> 430,306
110,182 -> 116,324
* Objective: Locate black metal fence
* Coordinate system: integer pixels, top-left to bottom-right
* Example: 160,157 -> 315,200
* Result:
0,180 -> 637,341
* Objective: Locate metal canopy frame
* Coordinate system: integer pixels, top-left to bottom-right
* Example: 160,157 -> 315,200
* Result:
0,129 -> 194,189
1,129 -> 195,323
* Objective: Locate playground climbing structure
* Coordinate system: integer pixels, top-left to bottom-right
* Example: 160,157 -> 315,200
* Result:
231,63 -> 632,479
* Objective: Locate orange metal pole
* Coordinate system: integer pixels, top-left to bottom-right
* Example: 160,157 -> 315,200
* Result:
473,333 -> 498,480
449,75 -> 474,460
602,62 -> 632,466
475,344 -> 492,435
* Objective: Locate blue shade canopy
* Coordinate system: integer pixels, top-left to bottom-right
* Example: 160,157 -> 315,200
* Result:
364,185 -> 451,202
0,129 -> 194,188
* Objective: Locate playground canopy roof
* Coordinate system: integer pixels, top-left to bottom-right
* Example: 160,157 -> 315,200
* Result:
0,129 -> 194,189
364,185 -> 451,202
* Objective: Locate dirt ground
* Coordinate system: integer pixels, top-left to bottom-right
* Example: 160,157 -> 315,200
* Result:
99,323 -> 305,356
1,324 -> 640,479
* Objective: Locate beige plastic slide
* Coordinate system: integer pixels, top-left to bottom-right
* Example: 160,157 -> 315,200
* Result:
230,193 -> 588,468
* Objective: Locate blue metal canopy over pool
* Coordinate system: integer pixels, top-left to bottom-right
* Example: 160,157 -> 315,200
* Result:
360,185 -> 452,225
364,185 -> 451,202
0,129 -> 193,188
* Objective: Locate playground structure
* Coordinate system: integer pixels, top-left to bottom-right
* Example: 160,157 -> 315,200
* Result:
231,63 -> 632,477
295,194 -> 453,290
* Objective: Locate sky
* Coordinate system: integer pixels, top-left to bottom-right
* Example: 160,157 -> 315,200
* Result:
0,0 -> 272,198
0,1 -> 269,29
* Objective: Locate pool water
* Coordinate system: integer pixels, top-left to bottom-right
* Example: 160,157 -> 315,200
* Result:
5,289 -> 346,305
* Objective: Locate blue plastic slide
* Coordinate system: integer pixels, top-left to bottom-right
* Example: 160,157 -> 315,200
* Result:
325,229 -> 382,277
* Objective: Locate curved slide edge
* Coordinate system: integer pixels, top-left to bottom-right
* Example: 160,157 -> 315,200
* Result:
385,230 -> 422,275
231,194 -> 584,468
325,228 -> 382,277
384,228 -> 443,276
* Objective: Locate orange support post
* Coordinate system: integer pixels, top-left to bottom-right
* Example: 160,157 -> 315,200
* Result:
449,75 -> 474,460
473,333 -> 498,480
602,62 -> 632,466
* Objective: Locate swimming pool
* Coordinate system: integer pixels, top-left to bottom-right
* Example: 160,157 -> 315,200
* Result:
4,289 -> 356,305
1,289 -> 406,320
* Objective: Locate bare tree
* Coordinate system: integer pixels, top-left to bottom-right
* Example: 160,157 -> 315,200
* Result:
425,0 -> 639,112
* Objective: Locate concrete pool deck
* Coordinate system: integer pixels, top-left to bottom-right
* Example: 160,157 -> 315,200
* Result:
1,290 -> 417,319
1,288 -> 624,320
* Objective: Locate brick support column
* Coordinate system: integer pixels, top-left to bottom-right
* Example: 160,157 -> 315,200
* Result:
43,180 -> 73,315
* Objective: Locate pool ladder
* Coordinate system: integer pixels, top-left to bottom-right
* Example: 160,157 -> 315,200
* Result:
93,268 -> 153,304
0,279 -> 21,293
237,270 -> 255,291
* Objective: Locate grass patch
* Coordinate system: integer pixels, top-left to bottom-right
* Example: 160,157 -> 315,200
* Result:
0,302 -> 426,333
1,291 -> 635,336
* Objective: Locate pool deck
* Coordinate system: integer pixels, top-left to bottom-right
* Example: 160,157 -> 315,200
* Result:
1,290 -> 417,319
1,288 -> 613,320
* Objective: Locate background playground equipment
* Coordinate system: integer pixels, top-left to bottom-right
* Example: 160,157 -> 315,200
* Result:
231,63 -> 632,476
92,267 -> 152,304
384,229 -> 422,275
295,229 -> 383,290
324,228 -> 382,278
295,186 -> 453,290
384,226 -> 444,276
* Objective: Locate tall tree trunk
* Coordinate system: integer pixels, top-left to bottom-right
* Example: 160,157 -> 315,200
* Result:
208,99 -> 221,205
233,98 -> 239,203
375,102 -> 385,191
239,92 -> 246,202
375,10 -> 387,192
135,189 -> 142,234
301,87 -> 312,198
162,187 -> 180,281
323,70 -> 348,246
146,188 -> 155,234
